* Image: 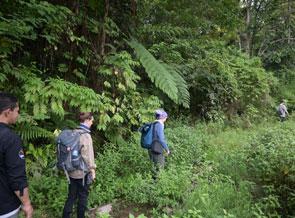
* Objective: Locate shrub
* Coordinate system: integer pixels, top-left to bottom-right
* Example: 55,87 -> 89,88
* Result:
245,125 -> 295,217
176,176 -> 253,218
151,165 -> 193,208
29,175 -> 68,217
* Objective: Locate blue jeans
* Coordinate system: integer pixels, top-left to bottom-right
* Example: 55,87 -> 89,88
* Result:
62,177 -> 90,218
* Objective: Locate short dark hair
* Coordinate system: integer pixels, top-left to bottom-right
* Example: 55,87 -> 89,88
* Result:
0,92 -> 18,114
78,112 -> 93,122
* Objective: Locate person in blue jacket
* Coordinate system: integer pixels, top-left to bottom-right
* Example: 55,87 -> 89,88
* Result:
149,109 -> 170,177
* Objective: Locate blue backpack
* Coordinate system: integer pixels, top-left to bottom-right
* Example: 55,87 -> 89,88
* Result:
139,122 -> 156,149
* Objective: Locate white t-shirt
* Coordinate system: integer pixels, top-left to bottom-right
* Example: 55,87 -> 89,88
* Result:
279,103 -> 288,117
0,206 -> 20,218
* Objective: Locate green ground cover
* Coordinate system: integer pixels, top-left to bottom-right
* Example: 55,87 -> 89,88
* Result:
26,118 -> 295,218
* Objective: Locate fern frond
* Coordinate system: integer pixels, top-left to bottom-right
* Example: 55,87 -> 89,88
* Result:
164,64 -> 190,108
141,24 -> 197,39
128,38 -> 190,107
15,124 -> 54,142
127,39 -> 178,102
0,72 -> 7,82
56,119 -> 77,130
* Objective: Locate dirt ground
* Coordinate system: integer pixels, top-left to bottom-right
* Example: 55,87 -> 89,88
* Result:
89,201 -> 153,218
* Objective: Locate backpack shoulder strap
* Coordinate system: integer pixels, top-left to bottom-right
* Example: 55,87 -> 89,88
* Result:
72,129 -> 89,151
152,121 -> 159,141
74,128 -> 90,135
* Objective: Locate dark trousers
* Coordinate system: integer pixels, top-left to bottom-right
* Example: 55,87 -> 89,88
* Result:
280,116 -> 286,122
62,177 -> 90,218
148,150 -> 165,179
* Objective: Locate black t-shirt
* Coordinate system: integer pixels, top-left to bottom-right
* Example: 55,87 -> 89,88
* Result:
0,122 -> 28,215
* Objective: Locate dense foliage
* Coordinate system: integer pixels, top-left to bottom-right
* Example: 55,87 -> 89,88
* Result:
26,118 -> 295,218
0,0 -> 294,217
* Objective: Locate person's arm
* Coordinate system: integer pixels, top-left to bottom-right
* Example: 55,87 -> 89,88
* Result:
285,105 -> 289,115
81,134 -> 96,179
156,123 -> 170,153
14,188 -> 33,218
5,136 -> 33,218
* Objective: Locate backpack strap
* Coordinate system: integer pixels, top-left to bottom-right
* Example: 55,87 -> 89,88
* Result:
74,128 -> 89,150
152,121 -> 159,142
74,128 -> 90,186
63,164 -> 71,184
75,127 -> 90,134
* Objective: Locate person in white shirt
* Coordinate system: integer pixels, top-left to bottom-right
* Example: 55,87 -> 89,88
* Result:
278,100 -> 289,122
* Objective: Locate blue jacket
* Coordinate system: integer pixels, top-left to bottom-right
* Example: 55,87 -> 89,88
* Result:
154,121 -> 169,152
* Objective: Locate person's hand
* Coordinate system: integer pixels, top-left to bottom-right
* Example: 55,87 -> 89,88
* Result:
90,169 -> 96,180
166,150 -> 170,155
22,202 -> 33,218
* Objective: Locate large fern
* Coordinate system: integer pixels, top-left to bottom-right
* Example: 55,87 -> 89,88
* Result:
164,64 -> 190,108
127,38 -> 190,107
15,124 -> 54,142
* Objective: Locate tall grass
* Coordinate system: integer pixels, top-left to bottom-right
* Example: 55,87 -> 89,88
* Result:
27,118 -> 295,217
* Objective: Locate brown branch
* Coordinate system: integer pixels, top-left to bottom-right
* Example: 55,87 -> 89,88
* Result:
131,0 -> 137,16
258,38 -> 295,56
100,0 -> 109,57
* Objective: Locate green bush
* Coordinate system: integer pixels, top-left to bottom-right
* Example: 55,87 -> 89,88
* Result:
201,121 -> 295,217
152,166 -> 193,208
165,125 -> 206,166
245,125 -> 295,217
89,140 -> 154,206
26,120 -> 295,218
176,176 -> 253,218
29,175 -> 68,217
117,173 -> 154,204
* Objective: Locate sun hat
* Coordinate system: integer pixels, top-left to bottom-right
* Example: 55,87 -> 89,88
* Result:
155,109 -> 168,119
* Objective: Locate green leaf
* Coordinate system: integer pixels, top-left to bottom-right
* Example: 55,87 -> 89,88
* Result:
58,64 -> 68,73
127,38 -> 190,107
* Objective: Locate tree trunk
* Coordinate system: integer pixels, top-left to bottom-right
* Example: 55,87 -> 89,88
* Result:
287,0 -> 291,44
245,0 -> 252,56
239,0 -> 253,56
100,0 -> 109,57
131,0 -> 137,16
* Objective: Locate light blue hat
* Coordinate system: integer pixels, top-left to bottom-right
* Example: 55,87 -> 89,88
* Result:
155,109 -> 168,119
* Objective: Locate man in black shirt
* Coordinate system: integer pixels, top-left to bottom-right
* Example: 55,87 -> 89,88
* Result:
0,93 -> 33,218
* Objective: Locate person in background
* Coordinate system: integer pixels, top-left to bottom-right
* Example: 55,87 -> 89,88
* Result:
62,112 -> 96,218
149,109 -> 170,178
0,92 -> 33,218
278,100 -> 289,122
